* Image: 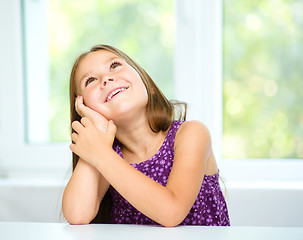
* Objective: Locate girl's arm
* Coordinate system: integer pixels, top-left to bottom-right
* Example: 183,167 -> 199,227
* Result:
63,96 -> 111,224
62,159 -> 109,224
71,119 -> 212,227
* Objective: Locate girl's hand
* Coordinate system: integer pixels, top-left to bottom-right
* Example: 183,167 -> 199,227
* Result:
75,95 -> 108,133
70,117 -> 117,167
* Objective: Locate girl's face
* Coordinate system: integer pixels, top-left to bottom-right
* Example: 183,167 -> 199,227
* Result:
75,50 -> 148,122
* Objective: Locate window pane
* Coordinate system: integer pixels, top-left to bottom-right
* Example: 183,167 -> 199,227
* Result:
46,0 -> 175,142
223,0 -> 303,159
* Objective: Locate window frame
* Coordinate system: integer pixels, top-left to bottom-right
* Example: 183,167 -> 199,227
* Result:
174,0 -> 303,183
0,0 -> 70,179
0,0 -> 302,181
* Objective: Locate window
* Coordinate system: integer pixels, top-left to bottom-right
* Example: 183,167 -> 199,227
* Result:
223,0 -> 303,159
221,0 -> 303,182
26,0 -> 175,143
0,0 -> 175,178
1,0 -> 302,181
174,0 -> 303,182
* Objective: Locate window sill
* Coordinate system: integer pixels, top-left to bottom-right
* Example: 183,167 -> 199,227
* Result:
220,159 -> 303,182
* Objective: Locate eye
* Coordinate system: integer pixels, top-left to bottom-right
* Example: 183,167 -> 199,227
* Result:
85,77 -> 97,87
110,61 -> 122,70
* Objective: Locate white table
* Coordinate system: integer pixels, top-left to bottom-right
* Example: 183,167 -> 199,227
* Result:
1,222 -> 303,240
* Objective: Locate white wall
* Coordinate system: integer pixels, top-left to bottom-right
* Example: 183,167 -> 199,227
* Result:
0,179 -> 64,222
0,180 -> 66,223
226,182 -> 303,227
1,180 -> 303,227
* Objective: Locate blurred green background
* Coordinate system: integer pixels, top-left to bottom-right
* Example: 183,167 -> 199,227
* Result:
47,0 -> 302,159
223,0 -> 303,159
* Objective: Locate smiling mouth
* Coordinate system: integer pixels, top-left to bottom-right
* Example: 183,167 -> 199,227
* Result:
105,87 -> 129,102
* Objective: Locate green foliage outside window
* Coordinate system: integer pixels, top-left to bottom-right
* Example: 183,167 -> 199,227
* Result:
48,0 -> 303,159
223,0 -> 303,158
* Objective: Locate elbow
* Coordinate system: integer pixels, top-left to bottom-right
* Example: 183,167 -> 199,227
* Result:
157,206 -> 186,227
160,217 -> 183,228
65,215 -> 91,225
62,199 -> 99,225
63,211 -> 92,225
69,220 -> 91,225
161,222 -> 180,228
63,211 -> 93,225
62,204 -> 96,225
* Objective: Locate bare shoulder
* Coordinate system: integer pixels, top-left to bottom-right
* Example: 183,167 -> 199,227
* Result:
173,120 -> 216,175
174,120 -> 212,158
175,120 -> 211,144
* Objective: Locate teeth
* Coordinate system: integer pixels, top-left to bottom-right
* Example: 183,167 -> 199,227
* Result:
106,87 -> 127,102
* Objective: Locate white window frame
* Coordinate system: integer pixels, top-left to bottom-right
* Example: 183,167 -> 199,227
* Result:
0,0 -> 70,179
174,0 -> 303,183
0,0 -> 302,182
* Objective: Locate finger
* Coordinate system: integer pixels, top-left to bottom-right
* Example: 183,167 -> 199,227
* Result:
77,96 -> 102,121
76,95 -> 90,118
81,117 -> 92,127
69,143 -> 77,154
75,95 -> 84,117
71,120 -> 83,133
76,96 -> 91,118
107,120 -> 117,135
71,132 -> 78,143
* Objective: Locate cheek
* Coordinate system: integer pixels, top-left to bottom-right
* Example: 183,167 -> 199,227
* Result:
82,93 -> 99,110
82,92 -> 110,118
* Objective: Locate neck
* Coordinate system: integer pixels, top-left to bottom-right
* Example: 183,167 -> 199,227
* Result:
115,120 -> 167,164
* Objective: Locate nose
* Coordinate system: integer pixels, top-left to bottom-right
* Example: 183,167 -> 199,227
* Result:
101,77 -> 114,88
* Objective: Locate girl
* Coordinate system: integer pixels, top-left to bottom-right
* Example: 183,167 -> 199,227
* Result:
62,44 -> 230,227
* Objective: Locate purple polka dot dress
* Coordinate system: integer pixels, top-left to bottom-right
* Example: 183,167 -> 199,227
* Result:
109,121 -> 230,226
